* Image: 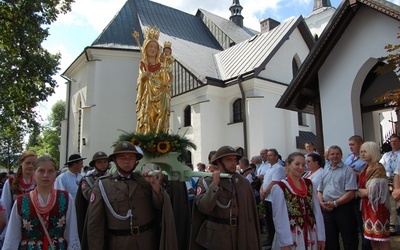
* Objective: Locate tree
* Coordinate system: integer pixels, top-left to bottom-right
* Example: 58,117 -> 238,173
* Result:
375,31 -> 400,105
28,100 -> 65,167
0,0 -> 74,154
0,123 -> 23,171
27,121 -> 41,148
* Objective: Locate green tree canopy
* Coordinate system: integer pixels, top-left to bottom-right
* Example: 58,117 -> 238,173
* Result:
375,31 -> 400,105
28,100 -> 65,167
0,0 -> 74,135
0,0 -> 73,167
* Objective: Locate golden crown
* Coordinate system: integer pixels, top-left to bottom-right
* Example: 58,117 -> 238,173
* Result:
164,41 -> 171,48
143,26 -> 160,41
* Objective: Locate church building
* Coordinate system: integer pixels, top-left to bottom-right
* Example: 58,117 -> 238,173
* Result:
60,0 -> 398,165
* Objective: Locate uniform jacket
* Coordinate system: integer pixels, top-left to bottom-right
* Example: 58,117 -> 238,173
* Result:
87,171 -> 177,250
191,173 -> 261,250
76,172 -> 108,250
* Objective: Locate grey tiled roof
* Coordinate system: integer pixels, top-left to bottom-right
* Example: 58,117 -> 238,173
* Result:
197,8 -> 259,44
91,0 -> 225,79
215,16 -> 305,80
92,0 -> 222,49
90,0 -> 310,82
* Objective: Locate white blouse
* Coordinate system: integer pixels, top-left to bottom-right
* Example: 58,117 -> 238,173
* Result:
2,192 -> 80,250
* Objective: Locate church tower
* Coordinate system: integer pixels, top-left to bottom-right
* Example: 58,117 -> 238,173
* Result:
229,0 -> 244,27
313,0 -> 332,10
307,0 -> 335,38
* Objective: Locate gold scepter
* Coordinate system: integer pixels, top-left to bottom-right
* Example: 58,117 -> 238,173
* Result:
132,30 -> 142,51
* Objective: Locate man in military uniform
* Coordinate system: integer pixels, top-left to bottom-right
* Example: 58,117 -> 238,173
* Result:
76,151 -> 110,249
87,141 -> 177,249
191,146 -> 261,249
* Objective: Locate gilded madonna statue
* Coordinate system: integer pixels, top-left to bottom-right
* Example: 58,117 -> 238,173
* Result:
133,26 -> 174,134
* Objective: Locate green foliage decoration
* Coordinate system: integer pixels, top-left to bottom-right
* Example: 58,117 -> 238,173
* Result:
115,131 -> 197,161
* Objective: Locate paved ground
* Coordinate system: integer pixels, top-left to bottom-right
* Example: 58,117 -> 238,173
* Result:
260,231 -> 400,249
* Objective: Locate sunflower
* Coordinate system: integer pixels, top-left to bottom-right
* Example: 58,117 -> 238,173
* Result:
130,138 -> 141,146
157,141 -> 171,154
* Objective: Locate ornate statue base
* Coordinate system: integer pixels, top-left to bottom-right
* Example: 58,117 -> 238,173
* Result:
136,152 -> 191,181
135,152 -> 229,182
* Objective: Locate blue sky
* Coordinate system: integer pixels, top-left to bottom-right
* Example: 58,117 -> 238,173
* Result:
38,0 -> 397,121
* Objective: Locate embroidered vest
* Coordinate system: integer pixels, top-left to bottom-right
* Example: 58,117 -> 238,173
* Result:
17,190 -> 69,250
9,177 -> 35,201
277,178 -> 316,231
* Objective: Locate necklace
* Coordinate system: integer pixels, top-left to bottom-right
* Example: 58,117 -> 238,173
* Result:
287,175 -> 308,197
19,176 -> 35,190
147,62 -> 161,72
30,188 -> 57,215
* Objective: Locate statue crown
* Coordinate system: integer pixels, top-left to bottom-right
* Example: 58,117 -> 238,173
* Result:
144,26 -> 160,40
164,41 -> 171,48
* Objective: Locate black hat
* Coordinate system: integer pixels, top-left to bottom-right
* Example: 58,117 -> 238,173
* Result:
89,151 -> 109,167
65,154 -> 86,166
108,141 -> 143,162
212,146 -> 242,165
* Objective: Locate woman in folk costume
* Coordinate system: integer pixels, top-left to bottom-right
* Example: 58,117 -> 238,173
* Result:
271,152 -> 325,250
3,156 -> 80,250
1,151 -> 37,244
2,151 -> 37,218
358,141 -> 391,249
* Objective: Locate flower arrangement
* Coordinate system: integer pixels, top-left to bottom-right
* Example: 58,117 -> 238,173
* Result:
115,131 -> 196,160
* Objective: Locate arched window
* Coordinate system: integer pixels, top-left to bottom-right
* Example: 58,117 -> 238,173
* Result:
298,112 -> 307,126
233,98 -> 243,123
184,105 -> 191,127
292,55 -> 301,77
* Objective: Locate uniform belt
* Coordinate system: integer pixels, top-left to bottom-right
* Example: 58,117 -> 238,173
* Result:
207,215 -> 237,226
109,219 -> 157,236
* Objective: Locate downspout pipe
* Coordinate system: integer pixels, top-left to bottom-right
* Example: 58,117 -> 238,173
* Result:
237,74 -> 248,157
60,75 -> 72,164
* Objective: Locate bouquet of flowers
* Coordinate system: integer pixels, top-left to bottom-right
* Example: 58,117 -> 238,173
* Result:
115,131 -> 196,160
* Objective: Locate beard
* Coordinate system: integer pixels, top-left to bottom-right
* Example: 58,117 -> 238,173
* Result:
220,162 -> 236,174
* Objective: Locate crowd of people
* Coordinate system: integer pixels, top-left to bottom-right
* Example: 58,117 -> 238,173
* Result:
0,135 -> 398,249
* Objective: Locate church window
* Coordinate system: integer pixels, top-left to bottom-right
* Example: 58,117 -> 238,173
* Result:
233,98 -> 243,123
184,105 -> 191,127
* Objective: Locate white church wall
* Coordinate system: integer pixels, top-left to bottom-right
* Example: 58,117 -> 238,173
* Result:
171,82 -> 263,164
318,6 -> 400,155
305,8 -> 336,38
248,79 -> 295,158
261,28 -> 311,84
64,49 -> 142,159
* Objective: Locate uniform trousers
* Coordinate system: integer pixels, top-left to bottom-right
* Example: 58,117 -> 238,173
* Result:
265,200 -> 275,243
322,201 -> 358,250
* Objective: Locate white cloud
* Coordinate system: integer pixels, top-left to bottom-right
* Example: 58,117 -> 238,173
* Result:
56,0 -> 127,32
150,0 -> 284,30
58,0 -> 286,32
391,0 -> 400,5
36,43 -> 72,121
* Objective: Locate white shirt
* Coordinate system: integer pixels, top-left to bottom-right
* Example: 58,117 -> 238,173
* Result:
261,162 -> 286,201
3,193 -> 80,250
0,178 -> 35,241
256,161 -> 270,177
305,168 -> 325,189
55,170 -> 82,200
382,150 -> 400,177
